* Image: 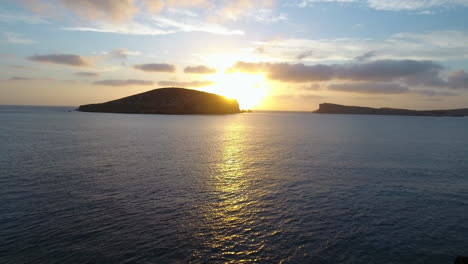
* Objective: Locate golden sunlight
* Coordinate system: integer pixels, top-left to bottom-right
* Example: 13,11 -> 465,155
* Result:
205,72 -> 268,110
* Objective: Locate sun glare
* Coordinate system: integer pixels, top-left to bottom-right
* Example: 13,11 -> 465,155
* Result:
205,71 -> 268,110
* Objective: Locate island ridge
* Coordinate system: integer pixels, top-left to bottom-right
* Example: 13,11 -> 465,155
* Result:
78,87 -> 241,115
314,103 -> 468,117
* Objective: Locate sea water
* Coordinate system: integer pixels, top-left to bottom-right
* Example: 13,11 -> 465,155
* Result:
1,106 -> 468,263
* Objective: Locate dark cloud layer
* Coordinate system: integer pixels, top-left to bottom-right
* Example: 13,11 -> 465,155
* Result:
9,76 -> 32,81
415,90 -> 457,97
93,79 -> 154,86
8,76 -> 53,81
134,63 -> 176,72
447,70 -> 468,89
75,72 -> 98,77
228,60 -> 444,84
28,54 -> 90,67
296,50 -> 314,60
354,51 -> 377,62
184,65 -> 217,74
157,80 -> 214,87
328,82 -> 409,94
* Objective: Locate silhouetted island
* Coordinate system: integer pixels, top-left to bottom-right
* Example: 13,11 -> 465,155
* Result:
314,103 -> 468,117
78,87 -> 240,115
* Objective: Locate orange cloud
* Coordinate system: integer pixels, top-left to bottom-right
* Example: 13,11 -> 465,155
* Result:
184,65 -> 217,74
157,80 -> 214,87
60,0 -> 137,21
94,79 -> 154,86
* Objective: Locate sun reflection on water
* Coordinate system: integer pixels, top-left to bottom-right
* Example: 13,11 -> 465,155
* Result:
192,120 -> 270,263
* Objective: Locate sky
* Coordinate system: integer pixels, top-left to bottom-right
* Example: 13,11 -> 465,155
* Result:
1,0 -> 468,110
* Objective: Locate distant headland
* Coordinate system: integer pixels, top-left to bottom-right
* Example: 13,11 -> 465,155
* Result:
78,87 -> 240,115
314,103 -> 468,117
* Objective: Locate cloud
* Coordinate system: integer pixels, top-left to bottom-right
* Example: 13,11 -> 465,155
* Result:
142,0 -> 165,13
415,89 -> 458,97
245,8 -> 288,23
251,30 -> 468,62
59,0 -> 137,21
3,32 -> 36,44
165,0 -> 208,8
18,0 -> 269,37
296,50 -> 314,60
19,0 -> 275,24
219,0 -> 275,21
19,0 -> 205,21
296,0 -> 468,11
228,60 -> 443,84
354,51 -> 376,62
7,76 -> 53,81
28,54 -> 91,67
166,8 -> 199,17
447,70 -> 468,89
302,83 -> 321,90
141,0 -> 209,12
151,16 -> 244,35
134,63 -> 176,72
0,11 -> 49,24
62,16 -> 244,35
75,72 -> 99,77
63,22 -> 174,35
294,0 -> 358,8
93,79 -> 154,86
109,49 -> 132,60
328,82 -> 409,94
9,76 -> 33,81
101,49 -> 141,62
184,65 -> 217,74
366,0 -> 468,11
157,80 -> 214,87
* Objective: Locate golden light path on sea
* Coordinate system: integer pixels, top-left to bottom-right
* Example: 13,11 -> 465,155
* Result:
192,119 -> 269,263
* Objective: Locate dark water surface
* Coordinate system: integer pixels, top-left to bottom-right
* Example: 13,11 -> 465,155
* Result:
1,106 -> 468,263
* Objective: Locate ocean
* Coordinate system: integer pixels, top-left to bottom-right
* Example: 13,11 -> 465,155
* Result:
1,105 -> 468,263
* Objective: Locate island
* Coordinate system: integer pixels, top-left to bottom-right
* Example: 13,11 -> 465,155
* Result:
314,103 -> 468,117
77,87 -> 241,115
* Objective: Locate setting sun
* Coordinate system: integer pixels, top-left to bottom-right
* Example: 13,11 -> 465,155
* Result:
205,71 -> 268,110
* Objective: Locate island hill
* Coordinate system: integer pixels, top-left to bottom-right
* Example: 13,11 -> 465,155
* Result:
315,103 -> 468,117
78,87 -> 241,115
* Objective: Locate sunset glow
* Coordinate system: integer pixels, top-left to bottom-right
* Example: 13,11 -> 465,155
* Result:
1,1 -> 468,110
205,72 -> 267,109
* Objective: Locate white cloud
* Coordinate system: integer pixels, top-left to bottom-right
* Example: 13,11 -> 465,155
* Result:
62,12 -> 244,36
152,16 -> 244,35
0,11 -> 49,24
247,9 -> 288,23
166,8 -> 199,17
367,0 -> 468,11
295,0 -> 468,10
17,0 -> 278,22
295,0 -> 358,8
3,32 -> 36,44
250,30 -> 468,63
63,21 -> 175,35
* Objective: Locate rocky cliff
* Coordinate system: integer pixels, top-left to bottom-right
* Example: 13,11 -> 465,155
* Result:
314,103 -> 468,117
78,88 -> 240,115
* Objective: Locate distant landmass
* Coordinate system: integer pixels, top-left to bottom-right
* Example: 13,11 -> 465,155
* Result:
314,103 -> 468,117
78,88 -> 240,115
